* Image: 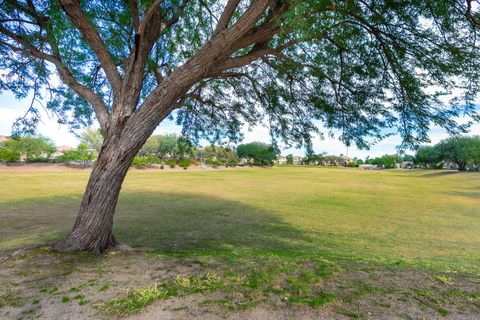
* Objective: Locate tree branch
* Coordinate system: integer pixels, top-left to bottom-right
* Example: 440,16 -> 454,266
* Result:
214,0 -> 240,34
0,27 -> 110,130
60,0 -> 122,94
137,0 -> 166,34
129,0 -> 140,31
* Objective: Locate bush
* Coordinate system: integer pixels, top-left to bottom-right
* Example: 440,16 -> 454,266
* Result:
163,159 -> 176,168
205,158 -> 221,166
0,148 -> 20,162
346,162 -> 359,168
226,158 -> 238,166
28,157 -> 53,163
178,159 -> 192,168
433,162 -> 444,169
131,155 -> 161,168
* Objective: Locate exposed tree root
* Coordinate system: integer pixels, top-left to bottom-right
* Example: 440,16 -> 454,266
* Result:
0,242 -> 55,264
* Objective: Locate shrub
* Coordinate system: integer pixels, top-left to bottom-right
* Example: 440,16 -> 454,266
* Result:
178,159 -> 192,168
131,155 -> 160,168
0,148 -> 20,162
346,162 -> 359,168
226,158 -> 238,166
205,158 -> 221,166
28,157 -> 53,163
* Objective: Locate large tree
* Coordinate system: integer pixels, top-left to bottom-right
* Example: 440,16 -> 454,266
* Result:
414,145 -> 442,167
3,135 -> 56,161
237,141 -> 277,164
436,135 -> 480,171
1,0 -> 479,252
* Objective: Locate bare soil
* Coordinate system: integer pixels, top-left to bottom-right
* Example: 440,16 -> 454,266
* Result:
1,249 -> 479,320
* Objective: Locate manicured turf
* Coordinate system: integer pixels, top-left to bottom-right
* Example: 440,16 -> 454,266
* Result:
1,166 -> 479,272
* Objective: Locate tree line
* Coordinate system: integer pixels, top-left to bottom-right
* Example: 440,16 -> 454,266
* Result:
414,136 -> 480,171
2,132 -> 478,171
303,136 -> 480,171
0,131 -> 278,168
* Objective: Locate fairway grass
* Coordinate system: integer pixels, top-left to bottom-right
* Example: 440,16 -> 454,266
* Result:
1,166 -> 479,272
1,166 -> 480,319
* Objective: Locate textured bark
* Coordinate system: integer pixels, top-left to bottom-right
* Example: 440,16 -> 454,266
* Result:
54,136 -> 135,253
50,0 -> 276,253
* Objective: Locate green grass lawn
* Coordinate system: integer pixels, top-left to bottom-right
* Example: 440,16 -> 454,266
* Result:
1,166 -> 479,272
1,166 -> 480,318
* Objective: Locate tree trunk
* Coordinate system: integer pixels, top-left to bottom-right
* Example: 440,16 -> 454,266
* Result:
54,135 -> 137,253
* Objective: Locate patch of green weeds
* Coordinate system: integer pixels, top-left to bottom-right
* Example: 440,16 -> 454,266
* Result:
343,279 -> 384,303
61,296 -> 70,303
412,288 -> 449,316
0,290 -> 24,308
433,275 -> 453,285
99,284 -> 110,292
104,272 -> 238,316
336,307 -> 363,319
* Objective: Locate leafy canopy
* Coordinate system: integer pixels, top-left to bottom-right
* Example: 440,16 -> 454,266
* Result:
1,135 -> 55,161
139,134 -> 194,159
1,0 -> 479,152
237,141 -> 277,164
414,145 -> 442,167
436,135 -> 480,170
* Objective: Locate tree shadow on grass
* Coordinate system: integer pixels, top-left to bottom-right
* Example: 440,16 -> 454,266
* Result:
114,192 -> 316,256
416,170 -> 464,178
0,192 -> 316,257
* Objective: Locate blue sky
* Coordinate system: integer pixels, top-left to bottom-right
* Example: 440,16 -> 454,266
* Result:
0,91 -> 478,159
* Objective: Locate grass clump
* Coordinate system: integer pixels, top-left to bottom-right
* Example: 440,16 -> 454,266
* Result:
104,272 -> 235,316
0,290 -> 24,308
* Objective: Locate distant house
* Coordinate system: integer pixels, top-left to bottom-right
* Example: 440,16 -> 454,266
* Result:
339,156 -> 355,166
51,145 -> 74,158
275,156 -> 287,165
0,135 -> 9,143
443,161 -> 458,170
401,161 -> 414,169
359,164 -> 380,170
292,156 -> 303,165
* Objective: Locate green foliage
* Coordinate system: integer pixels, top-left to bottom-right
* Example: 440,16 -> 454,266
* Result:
2,136 -> 55,162
415,146 -> 442,168
196,146 -> 238,164
367,155 -> 403,169
56,143 -> 95,163
177,158 -> 194,168
346,162 -> 359,168
1,1 -> 478,150
205,158 -> 221,166
286,154 -> 294,165
131,155 -> 161,168
436,136 -> 480,171
226,158 -> 238,166
236,142 -> 277,165
105,272 -> 233,316
0,146 -> 20,162
139,134 -> 194,160
79,128 -> 103,153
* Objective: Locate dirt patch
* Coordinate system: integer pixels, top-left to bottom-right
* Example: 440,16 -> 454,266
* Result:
1,250 -> 479,319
